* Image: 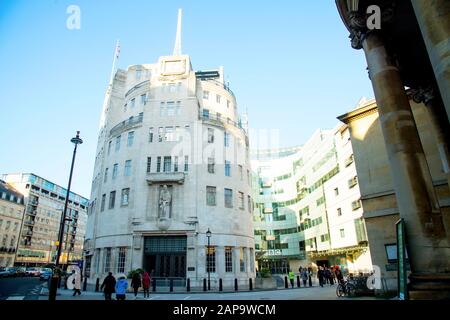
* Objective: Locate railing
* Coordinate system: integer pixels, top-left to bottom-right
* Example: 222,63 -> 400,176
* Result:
109,113 -> 144,137
200,78 -> 235,98
199,109 -> 246,134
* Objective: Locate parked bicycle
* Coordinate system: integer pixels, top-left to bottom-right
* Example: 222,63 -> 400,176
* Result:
336,278 -> 356,297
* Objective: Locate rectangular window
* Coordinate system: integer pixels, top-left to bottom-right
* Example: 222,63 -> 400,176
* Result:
136,70 -> 141,80
226,100 -> 230,109
149,127 -> 154,142
216,94 -> 221,103
352,199 -> 362,210
117,247 -> 126,273
103,248 -> 111,273
184,156 -> 189,172
101,194 -> 106,212
249,248 -> 254,273
225,161 -> 231,177
115,135 -> 121,151
206,246 -> 216,273
316,196 -> 325,207
167,101 -> 175,116
127,131 -> 134,147
165,127 -> 174,141
203,90 -> 209,99
112,164 -> 119,179
203,109 -> 209,119
206,186 -> 216,206
240,248 -> 246,272
104,168 -> 108,183
208,157 -> 215,174
337,208 -> 342,216
247,195 -> 252,213
224,131 -> 230,147
108,141 -> 112,155
225,247 -> 233,272
207,128 -> 214,143
239,165 -> 243,180
160,102 -> 165,116
238,192 -> 244,210
163,156 -> 172,172
109,191 -> 116,209
140,94 -> 146,105
175,101 -> 181,115
130,98 -> 135,109
124,160 -> 132,176
157,157 -> 161,173
158,127 -> 164,142
174,156 -> 179,172
334,188 -> 339,196
340,229 -> 345,238
121,188 -> 130,206
146,157 -> 151,173
224,188 -> 233,208
348,176 -> 358,188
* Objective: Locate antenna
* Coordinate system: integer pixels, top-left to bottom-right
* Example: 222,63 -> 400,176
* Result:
173,9 -> 182,56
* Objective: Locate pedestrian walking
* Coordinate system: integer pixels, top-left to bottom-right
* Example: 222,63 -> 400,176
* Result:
101,272 -> 116,300
324,267 -> 331,285
115,275 -> 128,300
301,268 -> 308,287
330,267 -> 335,285
335,266 -> 344,285
131,272 -> 141,299
142,271 -> 150,298
318,266 -> 324,287
71,270 -> 82,296
308,267 -> 312,287
288,270 -> 295,288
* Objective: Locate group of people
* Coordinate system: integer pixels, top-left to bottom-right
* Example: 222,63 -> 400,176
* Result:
100,270 -> 152,300
317,266 -> 344,287
287,267 -> 313,288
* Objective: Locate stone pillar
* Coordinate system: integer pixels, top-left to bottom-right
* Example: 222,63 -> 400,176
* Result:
360,31 -> 450,298
411,0 -> 450,123
216,246 -> 225,277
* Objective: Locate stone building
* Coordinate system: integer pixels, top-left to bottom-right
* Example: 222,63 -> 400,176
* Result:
0,180 -> 25,267
84,10 -> 255,288
1,173 -> 88,267
252,125 -> 372,275
336,0 -> 450,298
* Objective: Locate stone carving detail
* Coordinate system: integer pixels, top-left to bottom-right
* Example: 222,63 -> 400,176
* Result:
407,86 -> 435,106
159,185 -> 172,219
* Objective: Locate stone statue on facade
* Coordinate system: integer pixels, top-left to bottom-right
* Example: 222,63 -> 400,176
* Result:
159,185 -> 172,219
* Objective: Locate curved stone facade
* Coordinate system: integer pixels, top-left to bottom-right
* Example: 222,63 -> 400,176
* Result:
85,54 -> 255,287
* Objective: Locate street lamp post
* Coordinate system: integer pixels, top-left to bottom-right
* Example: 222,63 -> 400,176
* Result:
206,228 -> 212,291
48,131 -> 83,301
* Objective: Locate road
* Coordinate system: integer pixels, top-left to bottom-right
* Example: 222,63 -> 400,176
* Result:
0,277 -> 45,300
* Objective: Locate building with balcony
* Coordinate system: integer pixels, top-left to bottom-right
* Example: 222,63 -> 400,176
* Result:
84,10 -> 254,288
1,173 -> 88,267
0,180 -> 25,267
251,125 -> 372,275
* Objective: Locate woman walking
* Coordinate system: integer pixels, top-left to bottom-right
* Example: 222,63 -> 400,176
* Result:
131,272 -> 141,299
142,271 -> 150,298
115,275 -> 128,300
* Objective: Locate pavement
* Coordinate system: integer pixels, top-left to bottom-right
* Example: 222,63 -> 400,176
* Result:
37,283 -> 380,300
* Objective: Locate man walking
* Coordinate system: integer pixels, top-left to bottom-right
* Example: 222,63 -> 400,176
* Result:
101,272 -> 116,300
288,270 -> 295,288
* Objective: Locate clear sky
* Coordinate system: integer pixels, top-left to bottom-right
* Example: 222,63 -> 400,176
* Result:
0,0 -> 374,198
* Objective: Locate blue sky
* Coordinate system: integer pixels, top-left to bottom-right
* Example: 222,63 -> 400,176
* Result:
0,0 -> 374,198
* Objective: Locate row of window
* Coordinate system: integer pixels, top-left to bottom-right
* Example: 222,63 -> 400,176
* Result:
206,186 -> 252,212
100,188 -> 130,211
104,161 -> 133,182
108,131 -> 135,155
0,219 -> 19,232
146,156 -> 189,173
206,247 -> 253,273
202,91 -> 233,109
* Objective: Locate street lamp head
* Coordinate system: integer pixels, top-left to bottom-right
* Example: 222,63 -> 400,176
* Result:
206,228 -> 212,238
71,131 -> 83,145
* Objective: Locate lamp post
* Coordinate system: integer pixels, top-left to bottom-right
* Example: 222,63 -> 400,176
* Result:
206,228 -> 211,291
48,131 -> 83,300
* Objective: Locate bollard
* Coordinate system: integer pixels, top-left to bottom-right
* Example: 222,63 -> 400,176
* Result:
152,278 -> 156,292
219,279 -> 223,292
203,278 -> 207,291
95,278 -> 100,292
297,276 -> 301,288
187,278 -> 190,292
249,278 -> 253,291
284,276 -> 288,289
170,279 -> 174,292
83,277 -> 87,291
234,278 -> 238,291
208,279 -> 211,291
309,276 -> 312,287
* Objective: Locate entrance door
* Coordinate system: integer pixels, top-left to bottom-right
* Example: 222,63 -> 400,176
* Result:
143,236 -> 187,278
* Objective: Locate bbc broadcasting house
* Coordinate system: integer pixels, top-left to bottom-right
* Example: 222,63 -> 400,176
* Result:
83,11 -> 255,289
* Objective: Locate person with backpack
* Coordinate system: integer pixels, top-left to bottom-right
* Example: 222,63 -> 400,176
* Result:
101,272 -> 116,300
115,275 -> 128,300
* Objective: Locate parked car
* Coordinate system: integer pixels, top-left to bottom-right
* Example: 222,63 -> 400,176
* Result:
0,267 -> 9,278
0,267 -> 18,278
25,267 -> 40,277
16,267 -> 26,277
39,268 -> 53,281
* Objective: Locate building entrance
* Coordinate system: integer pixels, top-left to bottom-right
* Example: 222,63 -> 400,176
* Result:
143,236 -> 187,278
